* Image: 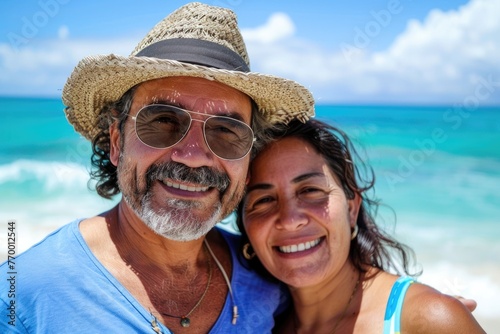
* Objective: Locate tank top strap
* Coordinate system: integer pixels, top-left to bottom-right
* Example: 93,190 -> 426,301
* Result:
383,276 -> 415,334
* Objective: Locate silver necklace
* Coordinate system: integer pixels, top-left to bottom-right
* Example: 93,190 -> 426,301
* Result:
149,239 -> 239,333
203,238 -> 239,325
160,244 -> 212,328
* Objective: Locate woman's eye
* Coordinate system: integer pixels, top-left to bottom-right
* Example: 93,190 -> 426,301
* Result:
298,187 -> 330,201
245,196 -> 275,214
253,196 -> 274,206
300,187 -> 322,195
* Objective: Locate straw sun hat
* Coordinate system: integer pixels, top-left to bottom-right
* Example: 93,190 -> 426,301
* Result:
62,2 -> 315,141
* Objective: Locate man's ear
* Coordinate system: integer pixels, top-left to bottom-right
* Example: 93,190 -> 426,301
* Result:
109,122 -> 121,167
245,170 -> 251,185
348,193 -> 362,227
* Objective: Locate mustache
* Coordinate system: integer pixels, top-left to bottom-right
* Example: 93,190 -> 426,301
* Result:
146,161 -> 230,192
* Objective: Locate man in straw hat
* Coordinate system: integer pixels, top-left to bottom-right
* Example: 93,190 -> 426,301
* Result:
0,2 -> 314,333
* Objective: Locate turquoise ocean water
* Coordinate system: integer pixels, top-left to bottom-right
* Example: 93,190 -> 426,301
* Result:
1,97 -> 499,327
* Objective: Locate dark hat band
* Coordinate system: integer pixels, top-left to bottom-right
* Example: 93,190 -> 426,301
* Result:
136,38 -> 250,72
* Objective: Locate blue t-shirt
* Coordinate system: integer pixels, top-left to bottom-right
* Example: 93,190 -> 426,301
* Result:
0,220 -> 288,333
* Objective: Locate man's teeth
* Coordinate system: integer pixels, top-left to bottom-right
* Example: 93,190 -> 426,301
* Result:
279,238 -> 321,254
164,180 -> 209,192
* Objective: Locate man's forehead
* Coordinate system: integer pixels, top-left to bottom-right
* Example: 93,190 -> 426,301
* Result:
131,77 -> 253,120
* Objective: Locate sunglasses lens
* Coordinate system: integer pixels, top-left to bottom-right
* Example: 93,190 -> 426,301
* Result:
135,105 -> 190,149
204,117 -> 254,159
134,104 -> 254,160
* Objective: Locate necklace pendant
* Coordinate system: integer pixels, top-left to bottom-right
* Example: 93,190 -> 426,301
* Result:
180,317 -> 190,327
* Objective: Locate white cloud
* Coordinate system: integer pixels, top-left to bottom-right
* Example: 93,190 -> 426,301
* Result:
1,0 -> 499,104
244,0 -> 500,104
366,0 -> 500,98
0,36 -> 137,96
242,12 -> 295,44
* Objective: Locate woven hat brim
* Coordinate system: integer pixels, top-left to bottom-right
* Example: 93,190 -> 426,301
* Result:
62,54 -> 315,141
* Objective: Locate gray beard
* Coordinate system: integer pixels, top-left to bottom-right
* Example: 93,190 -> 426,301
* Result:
117,154 -> 231,241
123,193 -> 222,241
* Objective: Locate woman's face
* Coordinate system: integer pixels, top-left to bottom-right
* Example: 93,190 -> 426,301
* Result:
242,136 -> 360,288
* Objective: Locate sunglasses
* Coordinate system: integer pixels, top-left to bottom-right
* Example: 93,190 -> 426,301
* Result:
130,104 -> 255,160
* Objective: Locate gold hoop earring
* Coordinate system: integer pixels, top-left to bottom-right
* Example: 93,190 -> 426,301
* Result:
351,225 -> 359,240
242,243 -> 255,260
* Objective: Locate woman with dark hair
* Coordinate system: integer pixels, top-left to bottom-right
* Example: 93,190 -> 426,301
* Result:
238,119 -> 484,333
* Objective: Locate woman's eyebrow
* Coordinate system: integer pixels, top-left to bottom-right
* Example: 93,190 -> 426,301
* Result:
246,183 -> 273,194
292,172 -> 325,184
246,172 -> 325,194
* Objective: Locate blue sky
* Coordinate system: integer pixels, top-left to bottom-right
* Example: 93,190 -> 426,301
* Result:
1,0 -> 499,105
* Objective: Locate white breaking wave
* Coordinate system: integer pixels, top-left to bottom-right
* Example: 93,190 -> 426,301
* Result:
0,159 -> 118,256
0,159 -> 91,190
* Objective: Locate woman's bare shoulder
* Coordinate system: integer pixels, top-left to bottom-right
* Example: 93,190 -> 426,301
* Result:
401,282 -> 485,333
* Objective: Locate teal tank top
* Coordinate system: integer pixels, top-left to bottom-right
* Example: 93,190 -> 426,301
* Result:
383,276 -> 414,334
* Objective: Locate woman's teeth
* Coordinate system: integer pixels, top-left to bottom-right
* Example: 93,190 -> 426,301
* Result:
278,238 -> 321,254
